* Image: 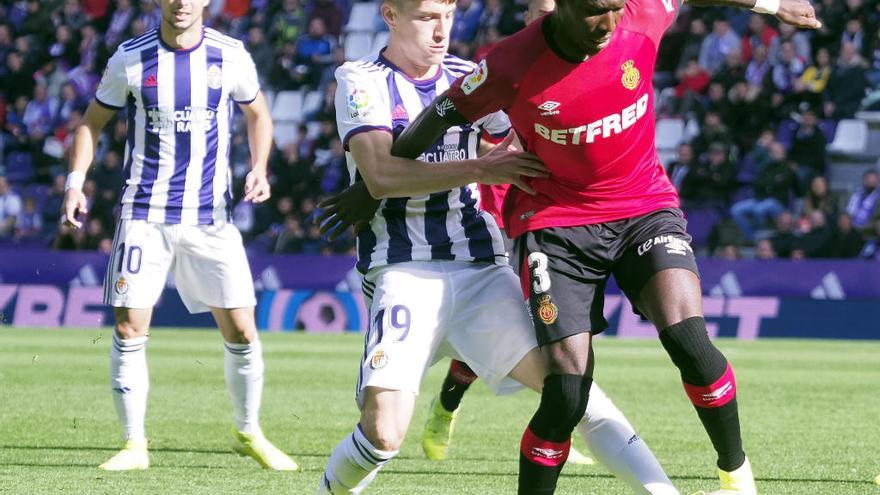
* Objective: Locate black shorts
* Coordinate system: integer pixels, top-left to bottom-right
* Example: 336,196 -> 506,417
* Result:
513,208 -> 700,346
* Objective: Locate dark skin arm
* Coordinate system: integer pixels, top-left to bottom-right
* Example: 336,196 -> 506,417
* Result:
686,0 -> 821,29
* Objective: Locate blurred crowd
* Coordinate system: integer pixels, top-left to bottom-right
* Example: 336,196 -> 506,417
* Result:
1,0 -> 879,260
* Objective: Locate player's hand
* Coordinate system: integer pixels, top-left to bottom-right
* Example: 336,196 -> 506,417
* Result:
316,182 -> 380,241
62,188 -> 88,229
478,133 -> 548,195
243,169 -> 271,203
775,0 -> 822,29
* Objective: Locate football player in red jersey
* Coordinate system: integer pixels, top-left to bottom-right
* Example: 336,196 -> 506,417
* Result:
319,0 -> 820,493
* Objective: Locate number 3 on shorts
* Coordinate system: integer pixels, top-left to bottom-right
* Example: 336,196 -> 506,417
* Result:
528,252 -> 551,294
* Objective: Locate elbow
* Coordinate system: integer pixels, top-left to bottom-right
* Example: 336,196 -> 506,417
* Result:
361,175 -> 391,199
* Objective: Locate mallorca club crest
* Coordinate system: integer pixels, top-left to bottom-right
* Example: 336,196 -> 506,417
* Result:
207,64 -> 222,90
621,60 -> 640,90
115,276 -> 129,295
347,88 -> 372,119
370,348 -> 388,369
537,294 -> 557,325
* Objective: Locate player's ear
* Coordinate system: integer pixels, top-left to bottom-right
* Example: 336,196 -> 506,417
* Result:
381,1 -> 397,30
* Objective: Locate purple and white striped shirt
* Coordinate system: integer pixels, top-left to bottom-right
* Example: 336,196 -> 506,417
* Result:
95,27 -> 260,225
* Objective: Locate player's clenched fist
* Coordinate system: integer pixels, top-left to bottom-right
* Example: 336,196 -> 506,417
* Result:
62,188 -> 88,229
477,133 -> 548,195
776,0 -> 822,29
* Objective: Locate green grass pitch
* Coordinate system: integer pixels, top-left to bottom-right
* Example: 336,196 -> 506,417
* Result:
0,329 -> 878,494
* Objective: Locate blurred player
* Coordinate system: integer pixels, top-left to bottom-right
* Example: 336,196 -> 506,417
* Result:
63,0 -> 297,471
314,0 -> 678,493
382,0 -> 822,493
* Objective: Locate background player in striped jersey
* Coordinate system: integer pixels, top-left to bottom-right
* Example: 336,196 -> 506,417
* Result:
62,0 -> 297,472
315,0 -> 678,493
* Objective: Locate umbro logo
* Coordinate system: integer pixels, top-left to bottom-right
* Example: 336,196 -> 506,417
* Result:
143,74 -> 158,87
538,100 -> 560,116
531,447 -> 564,459
435,98 -> 456,117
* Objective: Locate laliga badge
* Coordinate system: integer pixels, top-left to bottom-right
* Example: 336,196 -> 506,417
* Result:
207,64 -> 223,90
537,294 -> 557,325
115,276 -> 129,295
370,349 -> 388,369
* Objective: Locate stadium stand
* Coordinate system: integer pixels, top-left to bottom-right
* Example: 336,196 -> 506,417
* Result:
0,0 -> 879,260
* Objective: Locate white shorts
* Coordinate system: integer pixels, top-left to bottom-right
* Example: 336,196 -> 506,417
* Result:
357,261 -> 537,406
103,219 -> 257,314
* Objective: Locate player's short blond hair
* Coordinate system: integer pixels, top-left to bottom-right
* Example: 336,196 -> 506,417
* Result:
382,0 -> 456,10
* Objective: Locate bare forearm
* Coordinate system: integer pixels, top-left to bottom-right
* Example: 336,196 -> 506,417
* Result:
391,95 -> 458,159
247,112 -> 272,172
365,156 -> 484,198
68,124 -> 100,174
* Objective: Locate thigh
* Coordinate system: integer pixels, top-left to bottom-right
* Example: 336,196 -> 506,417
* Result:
445,263 -> 540,394
174,223 -> 256,314
613,208 -> 700,312
103,219 -> 174,310
515,227 -> 611,346
356,264 -> 447,409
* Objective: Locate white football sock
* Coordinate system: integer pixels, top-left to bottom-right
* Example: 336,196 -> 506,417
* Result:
110,333 -> 149,442
224,338 -> 264,435
578,383 -> 680,495
317,425 -> 398,494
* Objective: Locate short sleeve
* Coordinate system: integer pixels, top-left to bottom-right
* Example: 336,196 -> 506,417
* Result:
231,46 -> 261,104
477,110 -> 512,139
622,0 -> 681,47
446,51 -> 517,124
95,48 -> 129,110
334,64 -> 393,150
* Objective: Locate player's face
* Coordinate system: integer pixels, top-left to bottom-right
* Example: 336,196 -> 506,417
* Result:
555,0 -> 626,56
385,0 -> 455,66
525,0 -> 556,25
157,0 -> 209,32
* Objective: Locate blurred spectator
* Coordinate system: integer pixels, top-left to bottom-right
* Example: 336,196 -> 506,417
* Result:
275,215 -> 305,253
23,85 -> 59,139
771,41 -> 806,95
699,18 -> 741,74
858,218 -> 880,260
691,111 -> 732,157
770,210 -> 797,258
755,238 -> 777,259
14,195 -> 42,240
271,0 -> 306,48
829,213 -> 864,258
794,210 -> 833,258
55,83 -> 84,128
801,175 -> 837,219
666,142 -> 695,191
3,52 -> 35,102
731,142 -> 799,240
451,0 -> 484,44
42,174 -> 66,230
0,177 -> 22,238
137,0 -> 162,32
744,44 -> 771,90
247,26 -> 275,82
714,243 -> 740,260
740,14 -> 777,63
308,0 -> 344,38
292,18 -> 336,88
824,43 -> 870,120
680,141 -> 736,208
105,0 -> 135,47
845,170 -> 880,232
674,58 -> 710,115
841,18 -> 866,55
713,49 -> 747,91
768,23 -> 811,66
794,47 -> 832,109
788,109 -> 827,181
49,25 -> 80,68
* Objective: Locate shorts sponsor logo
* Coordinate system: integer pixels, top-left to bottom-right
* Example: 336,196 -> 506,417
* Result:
115,277 -> 129,295
347,88 -> 372,119
370,349 -> 388,369
538,100 -> 561,116
537,294 -> 558,325
461,60 -> 488,95
207,64 -> 222,90
621,60 -> 640,90
637,235 -> 693,257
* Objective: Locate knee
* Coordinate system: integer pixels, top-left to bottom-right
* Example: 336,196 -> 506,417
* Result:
359,420 -> 405,452
114,320 -> 146,340
539,374 -> 592,432
224,325 -> 256,344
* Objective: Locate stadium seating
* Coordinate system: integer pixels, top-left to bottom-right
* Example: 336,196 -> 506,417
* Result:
271,90 -> 305,122
344,32 -> 375,61
655,118 -> 685,152
828,119 -> 869,157
344,2 -> 379,32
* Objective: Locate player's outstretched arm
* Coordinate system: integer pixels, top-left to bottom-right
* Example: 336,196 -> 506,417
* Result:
686,0 -> 821,29
62,101 -> 117,228
238,92 -> 273,203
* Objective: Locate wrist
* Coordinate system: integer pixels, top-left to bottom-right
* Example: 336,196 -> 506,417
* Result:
751,0 -> 779,15
65,171 -> 85,191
